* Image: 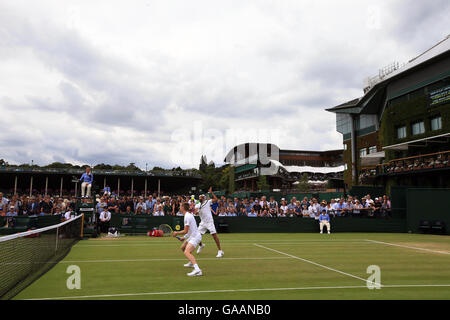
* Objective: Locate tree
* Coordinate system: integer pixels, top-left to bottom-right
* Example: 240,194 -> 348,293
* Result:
125,162 -> 141,171
94,163 -> 113,170
297,173 -> 310,192
44,162 -> 74,169
256,175 -> 269,191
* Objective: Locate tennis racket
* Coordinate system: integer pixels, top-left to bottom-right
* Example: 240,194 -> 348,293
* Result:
158,224 -> 173,237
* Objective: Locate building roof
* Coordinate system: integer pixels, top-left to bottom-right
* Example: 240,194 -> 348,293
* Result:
325,98 -> 361,112
269,160 -> 344,174
326,35 -> 450,115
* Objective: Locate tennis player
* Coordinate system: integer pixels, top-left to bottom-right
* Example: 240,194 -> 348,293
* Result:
195,187 -> 224,258
173,202 -> 203,277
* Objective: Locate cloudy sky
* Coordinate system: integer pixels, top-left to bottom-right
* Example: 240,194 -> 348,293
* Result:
0,0 -> 448,169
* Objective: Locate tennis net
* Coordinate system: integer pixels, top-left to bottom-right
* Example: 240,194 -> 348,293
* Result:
0,214 -> 84,300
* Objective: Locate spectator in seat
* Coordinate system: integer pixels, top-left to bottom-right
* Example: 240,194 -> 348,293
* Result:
53,207 -> 62,216
108,197 -> 119,214
310,198 -> 320,219
6,205 -> 17,217
135,197 -> 147,213
252,200 -> 262,216
153,205 -> 164,216
0,192 -> 9,215
135,206 -> 144,215
268,196 -> 278,211
64,207 -> 76,221
301,203 -> 310,218
279,200 -> 288,215
218,208 -> 227,217
99,206 -> 111,233
125,205 -> 134,215
227,208 -> 237,217
295,203 -> 303,217
353,200 -> 363,217
103,185 -> 111,196
373,198 -> 382,217
381,195 -> 391,218
40,196 -> 53,215
145,195 -> 156,214
247,207 -> 257,217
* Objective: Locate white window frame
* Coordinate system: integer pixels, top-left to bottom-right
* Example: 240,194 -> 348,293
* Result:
431,116 -> 442,131
397,126 -> 407,139
411,121 -> 425,135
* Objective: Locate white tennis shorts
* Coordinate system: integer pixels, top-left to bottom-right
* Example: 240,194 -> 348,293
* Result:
198,219 -> 217,235
186,234 -> 202,248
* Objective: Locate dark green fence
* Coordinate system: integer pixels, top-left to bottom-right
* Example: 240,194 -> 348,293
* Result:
406,188 -> 450,235
108,214 -> 405,234
0,215 -> 61,235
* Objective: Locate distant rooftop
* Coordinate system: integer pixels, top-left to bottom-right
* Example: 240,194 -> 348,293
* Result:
326,34 -> 450,113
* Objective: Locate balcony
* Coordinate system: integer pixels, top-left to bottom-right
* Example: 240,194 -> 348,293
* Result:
375,150 -> 450,176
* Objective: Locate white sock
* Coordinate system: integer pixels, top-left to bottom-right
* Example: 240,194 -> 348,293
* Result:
193,264 -> 200,270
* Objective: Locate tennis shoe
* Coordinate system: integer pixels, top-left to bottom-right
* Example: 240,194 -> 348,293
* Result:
216,250 -> 224,258
197,243 -> 205,254
184,261 -> 194,267
187,269 -> 202,277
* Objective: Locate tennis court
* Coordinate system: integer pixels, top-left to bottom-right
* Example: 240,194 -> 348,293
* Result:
13,232 -> 450,300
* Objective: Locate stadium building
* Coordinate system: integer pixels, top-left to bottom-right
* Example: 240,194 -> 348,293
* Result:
0,167 -> 202,197
326,35 -> 450,190
224,143 -> 344,192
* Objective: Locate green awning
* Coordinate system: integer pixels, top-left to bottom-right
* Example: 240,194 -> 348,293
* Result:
235,163 -> 257,174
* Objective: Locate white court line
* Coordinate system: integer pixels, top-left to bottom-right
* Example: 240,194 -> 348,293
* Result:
253,243 -> 377,286
0,257 -> 292,265
364,239 -> 450,255
87,239 -> 367,243
60,257 -> 292,263
76,240 -> 369,248
25,284 -> 450,300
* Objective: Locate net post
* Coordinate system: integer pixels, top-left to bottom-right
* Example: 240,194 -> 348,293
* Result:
80,213 -> 85,238
55,226 -> 59,254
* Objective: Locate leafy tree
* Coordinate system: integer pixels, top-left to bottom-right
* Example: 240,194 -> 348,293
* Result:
256,175 -> 269,191
297,173 -> 310,192
94,163 -> 113,170
125,162 -> 141,171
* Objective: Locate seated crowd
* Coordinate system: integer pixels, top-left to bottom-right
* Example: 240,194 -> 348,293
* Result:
0,190 -> 392,223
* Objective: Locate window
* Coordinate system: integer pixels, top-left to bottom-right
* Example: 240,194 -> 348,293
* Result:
368,146 -> 377,154
359,148 -> 367,157
343,144 -> 347,150
411,121 -> 425,135
356,114 -> 377,130
431,116 -> 442,131
336,113 -> 351,135
397,126 -> 407,139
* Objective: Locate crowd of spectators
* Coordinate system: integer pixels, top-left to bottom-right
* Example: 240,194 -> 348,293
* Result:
382,153 -> 449,174
0,188 -> 391,228
0,190 -> 392,223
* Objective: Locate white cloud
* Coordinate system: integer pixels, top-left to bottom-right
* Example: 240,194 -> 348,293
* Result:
0,0 -> 448,168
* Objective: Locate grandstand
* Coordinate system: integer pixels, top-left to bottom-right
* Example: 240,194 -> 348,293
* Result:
0,167 -> 202,197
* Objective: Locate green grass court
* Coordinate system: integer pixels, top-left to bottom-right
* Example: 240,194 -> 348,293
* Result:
14,233 -> 450,300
